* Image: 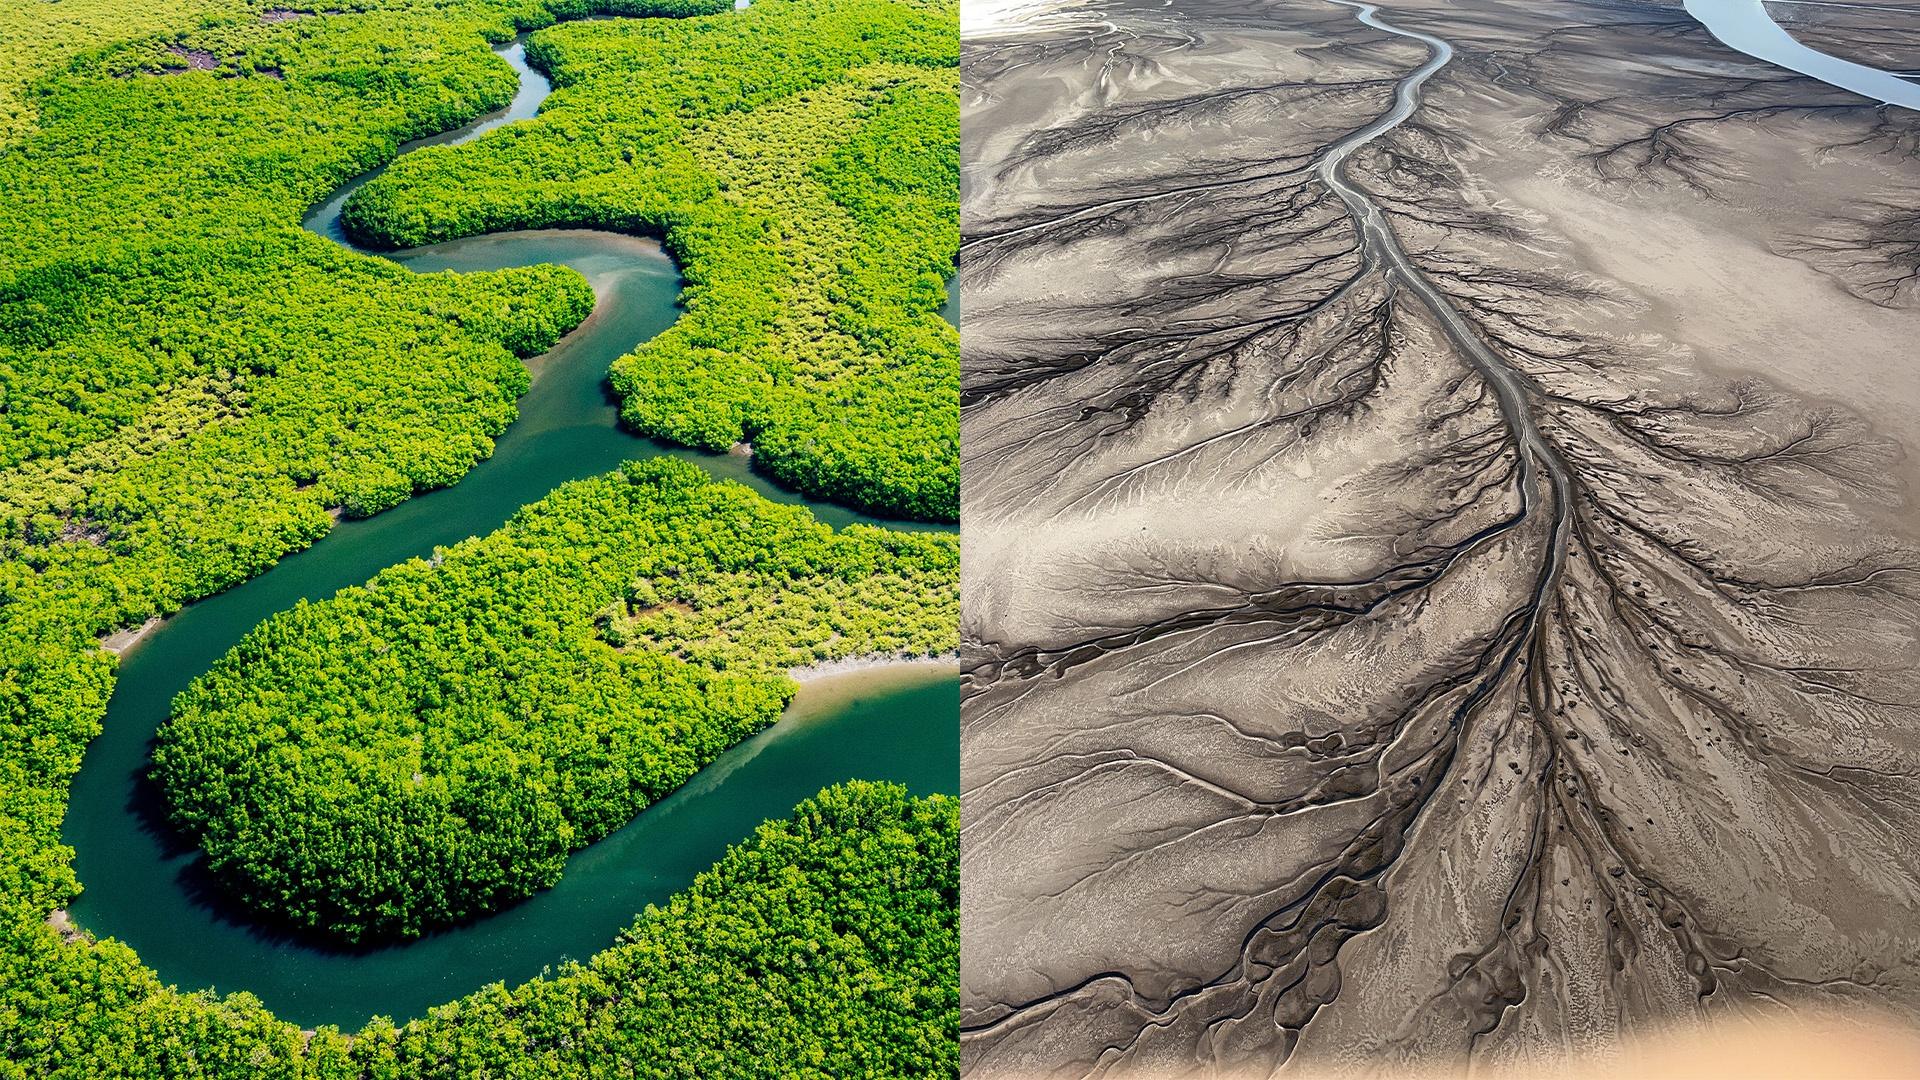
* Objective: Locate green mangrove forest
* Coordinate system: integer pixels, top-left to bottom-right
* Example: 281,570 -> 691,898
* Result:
154,459 -> 956,942
13,782 -> 959,1078
0,0 -> 959,1073
342,0 -> 960,520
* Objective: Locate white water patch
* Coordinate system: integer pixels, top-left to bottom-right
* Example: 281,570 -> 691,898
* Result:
962,0 -> 1107,37
1685,0 -> 1920,110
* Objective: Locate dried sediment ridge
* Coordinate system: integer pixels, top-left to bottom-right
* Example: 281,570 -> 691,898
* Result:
960,0 -> 1920,1074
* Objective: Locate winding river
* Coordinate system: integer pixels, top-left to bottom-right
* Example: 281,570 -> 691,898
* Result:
58,30 -> 958,1030
1685,0 -> 1920,110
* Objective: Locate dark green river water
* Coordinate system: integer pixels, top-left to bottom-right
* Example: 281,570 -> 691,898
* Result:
58,32 -> 958,1030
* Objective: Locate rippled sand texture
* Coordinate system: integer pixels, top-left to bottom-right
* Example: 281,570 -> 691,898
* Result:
960,0 -> 1920,1074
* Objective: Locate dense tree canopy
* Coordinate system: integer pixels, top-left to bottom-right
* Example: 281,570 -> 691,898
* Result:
3,783 -> 958,1079
0,0 -> 249,145
343,0 -> 960,520
333,783 -> 959,1079
152,459 -> 956,940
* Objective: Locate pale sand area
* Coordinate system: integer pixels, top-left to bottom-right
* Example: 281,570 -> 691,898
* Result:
1491,145 -> 1920,454
961,0 -> 1103,35
99,615 -> 162,657
787,651 -> 958,683
978,1012 -> 1920,1078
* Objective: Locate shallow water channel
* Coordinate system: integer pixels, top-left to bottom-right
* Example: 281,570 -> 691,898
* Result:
59,30 -> 958,1029
1685,0 -> 1920,110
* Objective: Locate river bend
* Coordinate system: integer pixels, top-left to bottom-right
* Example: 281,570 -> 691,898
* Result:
1685,0 -> 1920,110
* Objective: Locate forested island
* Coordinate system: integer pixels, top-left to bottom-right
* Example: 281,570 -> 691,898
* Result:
0,0 -> 958,1074
155,460 -> 956,941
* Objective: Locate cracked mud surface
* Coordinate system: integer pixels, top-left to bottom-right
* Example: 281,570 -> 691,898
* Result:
960,0 -> 1920,1074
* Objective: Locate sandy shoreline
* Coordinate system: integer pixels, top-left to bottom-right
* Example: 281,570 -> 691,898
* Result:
46,908 -> 88,944
98,615 -> 163,656
787,650 -> 958,684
